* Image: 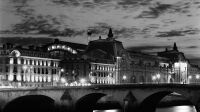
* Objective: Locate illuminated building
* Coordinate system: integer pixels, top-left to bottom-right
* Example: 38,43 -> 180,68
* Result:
0,44 -> 61,87
45,39 -> 88,84
1,29 -> 200,86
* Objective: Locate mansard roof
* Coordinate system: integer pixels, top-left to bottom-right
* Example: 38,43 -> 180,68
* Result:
46,39 -> 87,50
85,38 -> 124,57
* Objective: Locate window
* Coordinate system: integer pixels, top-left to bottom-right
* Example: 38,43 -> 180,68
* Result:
14,58 -> 17,64
6,66 -> 9,72
38,68 -> 40,74
42,68 -> 44,74
13,66 -> 17,73
34,68 -> 36,73
46,68 -> 48,74
17,58 -> 21,64
10,58 -> 13,64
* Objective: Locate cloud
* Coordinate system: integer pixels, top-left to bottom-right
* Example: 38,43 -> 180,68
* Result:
127,45 -> 170,52
0,37 -> 54,45
186,46 -> 198,49
51,0 -> 80,6
136,2 -> 173,18
156,28 -> 200,37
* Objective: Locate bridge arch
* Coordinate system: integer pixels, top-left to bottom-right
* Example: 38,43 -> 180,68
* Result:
139,91 -> 194,112
75,93 -> 106,112
3,95 -> 55,112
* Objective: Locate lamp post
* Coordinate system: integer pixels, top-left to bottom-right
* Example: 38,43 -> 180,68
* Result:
122,75 -> 127,83
156,73 -> 160,84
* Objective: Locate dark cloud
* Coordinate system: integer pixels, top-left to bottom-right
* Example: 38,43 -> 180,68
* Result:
156,30 -> 184,37
188,58 -> 200,66
8,0 -> 34,17
186,46 -> 198,49
126,45 -> 170,52
0,37 -> 54,46
87,23 -> 111,36
82,1 -> 96,8
93,0 -> 112,4
51,0 -> 80,6
114,27 -> 142,38
136,2 -> 172,18
156,28 -> 200,37
117,0 -> 151,9
11,14 -> 85,37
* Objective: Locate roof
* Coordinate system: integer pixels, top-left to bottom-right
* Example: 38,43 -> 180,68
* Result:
85,38 -> 123,57
45,39 -> 87,51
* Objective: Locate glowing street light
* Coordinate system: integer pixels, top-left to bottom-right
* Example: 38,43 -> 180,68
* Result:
61,68 -> 64,72
122,75 -> 127,80
156,74 -> 161,79
188,75 -> 192,79
196,74 -> 200,79
80,78 -> 86,84
61,77 -> 66,83
152,76 -> 156,81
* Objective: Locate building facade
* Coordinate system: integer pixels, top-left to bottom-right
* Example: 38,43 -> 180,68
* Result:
0,43 -> 61,87
0,29 -> 200,87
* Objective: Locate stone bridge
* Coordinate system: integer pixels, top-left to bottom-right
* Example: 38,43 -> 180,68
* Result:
0,84 -> 200,112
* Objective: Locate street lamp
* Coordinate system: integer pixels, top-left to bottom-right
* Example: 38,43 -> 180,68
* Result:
61,68 -> 64,73
196,74 -> 200,79
122,75 -> 127,83
80,78 -> 86,84
156,74 -> 161,79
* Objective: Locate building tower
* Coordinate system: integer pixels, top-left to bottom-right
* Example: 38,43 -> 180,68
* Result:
173,42 -> 178,51
107,28 -> 114,40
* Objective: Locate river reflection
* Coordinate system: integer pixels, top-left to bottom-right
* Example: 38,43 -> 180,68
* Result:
156,105 -> 197,112
93,106 -> 197,112
93,109 -> 121,112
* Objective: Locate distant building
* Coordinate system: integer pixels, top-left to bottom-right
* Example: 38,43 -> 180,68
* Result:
0,43 -> 61,87
158,43 -> 189,83
0,29 -> 200,86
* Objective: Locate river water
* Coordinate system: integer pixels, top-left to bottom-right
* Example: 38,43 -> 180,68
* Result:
93,105 -> 197,112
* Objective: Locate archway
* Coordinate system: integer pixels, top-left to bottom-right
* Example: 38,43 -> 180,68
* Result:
75,93 -> 106,112
139,91 -> 195,112
3,95 -> 55,112
94,95 -> 123,112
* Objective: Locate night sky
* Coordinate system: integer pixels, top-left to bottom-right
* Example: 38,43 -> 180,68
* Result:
0,0 -> 200,65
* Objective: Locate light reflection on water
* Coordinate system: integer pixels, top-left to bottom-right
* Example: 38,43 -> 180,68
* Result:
156,105 -> 197,112
93,106 -> 197,112
93,109 -> 121,112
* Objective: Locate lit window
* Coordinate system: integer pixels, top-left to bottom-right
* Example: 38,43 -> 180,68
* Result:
67,47 -> 71,51
48,61 -> 51,66
27,60 -> 30,65
36,60 -> 38,65
43,76 -> 46,82
17,75 -> 21,81
40,61 -> 42,66
48,47 -> 50,51
39,76 -> 42,82
27,76 -> 30,82
30,75 -> 34,82
35,76 -> 38,82
17,58 -> 21,64
57,45 -> 61,49
48,76 -> 51,82
44,61 -> 46,66
8,75 -> 14,81
72,50 -> 77,54
32,60 -> 34,65
52,45 -> 55,49
10,58 -> 13,64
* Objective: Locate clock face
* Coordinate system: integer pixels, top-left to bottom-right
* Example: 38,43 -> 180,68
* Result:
10,50 -> 21,57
